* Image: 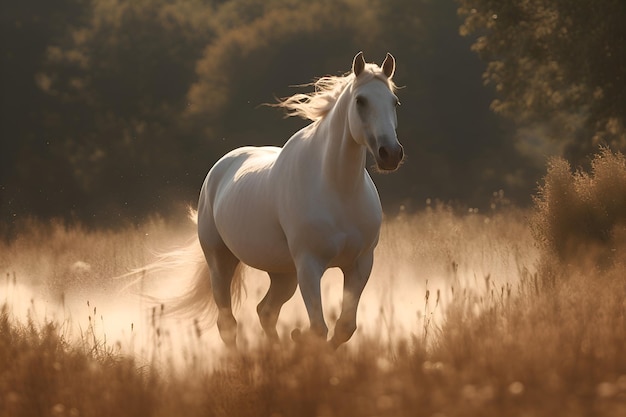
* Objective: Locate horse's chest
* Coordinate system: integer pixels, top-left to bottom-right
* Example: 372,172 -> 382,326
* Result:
298,208 -> 381,268
279,177 -> 382,267
328,229 -> 371,267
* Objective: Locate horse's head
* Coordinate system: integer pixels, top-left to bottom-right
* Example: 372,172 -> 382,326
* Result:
348,52 -> 404,172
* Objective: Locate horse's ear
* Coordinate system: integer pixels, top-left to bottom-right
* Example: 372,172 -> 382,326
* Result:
352,51 -> 365,77
382,53 -> 395,79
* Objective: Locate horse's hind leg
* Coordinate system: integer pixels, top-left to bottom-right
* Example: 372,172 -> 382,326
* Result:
202,243 -> 241,349
257,272 -> 298,342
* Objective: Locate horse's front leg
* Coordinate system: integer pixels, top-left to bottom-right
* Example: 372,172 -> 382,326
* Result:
294,255 -> 328,341
330,251 -> 374,348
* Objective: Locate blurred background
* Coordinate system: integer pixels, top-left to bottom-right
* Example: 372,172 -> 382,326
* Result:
1,0 -> 624,231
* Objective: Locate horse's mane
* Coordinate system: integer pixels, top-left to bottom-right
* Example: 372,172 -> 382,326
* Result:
275,63 -> 397,122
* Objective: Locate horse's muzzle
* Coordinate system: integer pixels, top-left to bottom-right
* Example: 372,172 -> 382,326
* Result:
376,143 -> 404,171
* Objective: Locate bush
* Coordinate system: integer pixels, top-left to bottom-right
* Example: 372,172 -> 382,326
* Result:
532,148 -> 626,267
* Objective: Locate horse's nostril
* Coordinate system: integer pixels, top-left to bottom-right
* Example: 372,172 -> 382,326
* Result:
378,147 -> 389,161
398,146 -> 404,161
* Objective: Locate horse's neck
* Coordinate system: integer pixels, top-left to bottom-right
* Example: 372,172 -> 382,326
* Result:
315,89 -> 366,193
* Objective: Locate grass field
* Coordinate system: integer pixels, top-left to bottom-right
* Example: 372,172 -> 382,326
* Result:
2,151 -> 626,417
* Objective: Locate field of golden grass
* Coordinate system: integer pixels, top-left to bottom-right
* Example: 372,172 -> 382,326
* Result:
2,151 -> 626,417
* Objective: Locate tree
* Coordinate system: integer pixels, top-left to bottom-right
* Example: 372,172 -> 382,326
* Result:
0,0 -> 91,222
8,0 -> 218,225
2,0 -> 536,231
457,0 -> 626,163
189,0 -> 526,208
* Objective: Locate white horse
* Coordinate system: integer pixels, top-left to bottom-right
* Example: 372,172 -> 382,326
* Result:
162,52 -> 403,349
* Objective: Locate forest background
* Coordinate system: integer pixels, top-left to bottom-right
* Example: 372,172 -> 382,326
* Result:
2,0 -> 625,231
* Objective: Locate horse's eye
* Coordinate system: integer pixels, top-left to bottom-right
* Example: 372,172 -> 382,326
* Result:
356,96 -> 367,107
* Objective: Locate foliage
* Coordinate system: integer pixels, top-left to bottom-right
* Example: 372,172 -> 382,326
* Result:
1,0 -> 531,229
187,0 -> 377,131
0,0 -> 91,222
532,148 -> 626,267
458,0 -> 626,162
5,0 -> 218,225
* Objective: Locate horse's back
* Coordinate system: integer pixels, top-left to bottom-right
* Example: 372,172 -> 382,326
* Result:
198,146 -> 294,272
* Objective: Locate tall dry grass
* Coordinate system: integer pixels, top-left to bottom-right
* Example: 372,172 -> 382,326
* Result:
1,155 -> 626,416
0,307 -> 157,417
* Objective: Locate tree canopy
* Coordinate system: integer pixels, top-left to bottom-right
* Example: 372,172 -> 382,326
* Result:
458,0 -> 626,163
2,0 -> 549,230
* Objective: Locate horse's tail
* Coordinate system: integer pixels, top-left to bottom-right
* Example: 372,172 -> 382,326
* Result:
120,208 -> 245,323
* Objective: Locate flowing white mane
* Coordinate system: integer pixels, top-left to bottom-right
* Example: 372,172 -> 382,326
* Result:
276,63 -> 397,121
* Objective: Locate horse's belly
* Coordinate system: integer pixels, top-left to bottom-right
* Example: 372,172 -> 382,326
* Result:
217,212 -> 294,272
216,213 -> 295,272
210,152 -> 295,272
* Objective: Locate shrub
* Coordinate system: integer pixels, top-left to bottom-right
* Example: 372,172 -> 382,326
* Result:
532,147 -> 626,267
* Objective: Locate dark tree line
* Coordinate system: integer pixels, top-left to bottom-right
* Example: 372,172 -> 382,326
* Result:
5,0 -> 621,230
